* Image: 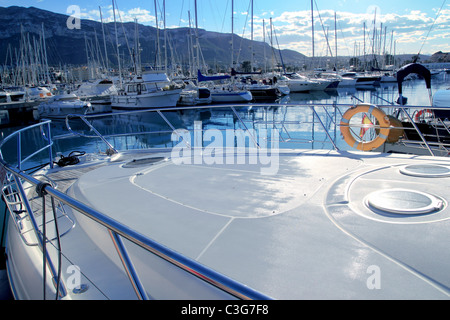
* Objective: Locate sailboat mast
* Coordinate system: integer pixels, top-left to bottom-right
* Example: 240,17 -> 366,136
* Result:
194,0 -> 200,74
311,0 -> 314,62
112,0 -> 122,87
99,6 -> 109,75
154,0 -> 161,69
263,19 -> 266,73
231,0 -> 234,69
251,0 -> 254,72
41,23 -> 50,83
334,11 -> 337,71
163,0 -> 167,73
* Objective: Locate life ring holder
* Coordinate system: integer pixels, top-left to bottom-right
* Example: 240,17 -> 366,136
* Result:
340,104 -> 391,151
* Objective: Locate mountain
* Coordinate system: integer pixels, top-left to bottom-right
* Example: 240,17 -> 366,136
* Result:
0,6 -> 307,73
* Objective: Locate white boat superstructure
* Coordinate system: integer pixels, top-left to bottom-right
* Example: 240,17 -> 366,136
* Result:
316,72 -> 357,87
72,79 -> 117,104
1,103 -> 449,300
25,86 -> 53,101
341,72 -> 381,87
277,73 -> 330,92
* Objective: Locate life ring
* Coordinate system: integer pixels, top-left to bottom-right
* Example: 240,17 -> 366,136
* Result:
414,109 -> 432,122
340,104 -> 391,151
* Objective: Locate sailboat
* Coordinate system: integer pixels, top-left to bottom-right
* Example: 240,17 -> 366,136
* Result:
198,70 -> 253,103
193,1 -> 253,104
177,79 -> 212,106
109,0 -> 182,110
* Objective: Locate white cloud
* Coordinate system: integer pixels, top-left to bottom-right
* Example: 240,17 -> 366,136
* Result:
260,6 -> 450,55
79,6 -> 156,25
78,4 -> 449,55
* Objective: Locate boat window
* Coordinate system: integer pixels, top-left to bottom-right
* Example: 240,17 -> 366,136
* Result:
141,84 -> 147,92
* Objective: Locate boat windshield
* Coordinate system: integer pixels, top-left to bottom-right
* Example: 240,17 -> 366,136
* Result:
285,73 -> 307,80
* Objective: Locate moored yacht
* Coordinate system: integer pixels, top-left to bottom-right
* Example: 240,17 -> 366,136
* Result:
111,71 -> 182,110
72,79 -> 117,106
209,84 -> 253,103
341,72 -> 381,87
34,93 -> 111,119
176,80 -> 212,106
197,70 -> 252,103
277,73 -> 329,92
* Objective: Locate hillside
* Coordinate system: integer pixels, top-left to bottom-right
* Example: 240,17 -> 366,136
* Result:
0,6 -> 306,73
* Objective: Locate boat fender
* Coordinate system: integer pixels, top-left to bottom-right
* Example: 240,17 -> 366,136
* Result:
383,115 -> 404,143
340,104 -> 391,151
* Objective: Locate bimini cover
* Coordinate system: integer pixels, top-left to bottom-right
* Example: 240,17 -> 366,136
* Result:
433,88 -> 450,108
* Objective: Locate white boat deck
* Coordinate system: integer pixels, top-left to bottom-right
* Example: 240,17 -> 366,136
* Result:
42,149 -> 450,299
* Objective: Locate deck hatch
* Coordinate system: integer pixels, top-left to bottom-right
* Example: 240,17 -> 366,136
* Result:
399,164 -> 450,178
366,188 -> 444,215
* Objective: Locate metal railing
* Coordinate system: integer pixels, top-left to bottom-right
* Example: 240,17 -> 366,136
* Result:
61,103 -> 449,157
0,117 -> 272,300
1,102 -> 448,299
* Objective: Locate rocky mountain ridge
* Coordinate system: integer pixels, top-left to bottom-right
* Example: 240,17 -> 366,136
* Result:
0,6 -> 306,71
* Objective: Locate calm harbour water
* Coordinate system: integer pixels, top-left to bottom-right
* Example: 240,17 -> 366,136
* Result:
1,75 -> 449,163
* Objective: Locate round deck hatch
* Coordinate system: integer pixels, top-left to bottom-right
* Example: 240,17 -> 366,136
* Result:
122,157 -> 167,168
399,164 -> 450,178
366,188 -> 444,215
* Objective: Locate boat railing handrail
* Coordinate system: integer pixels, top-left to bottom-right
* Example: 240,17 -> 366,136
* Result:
0,120 -> 54,171
60,103 -> 449,157
61,103 -> 344,152
0,137 -> 271,299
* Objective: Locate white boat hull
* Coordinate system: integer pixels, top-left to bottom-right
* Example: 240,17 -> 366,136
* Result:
36,103 -> 111,119
210,90 -> 253,103
338,78 -> 357,87
283,80 -> 329,92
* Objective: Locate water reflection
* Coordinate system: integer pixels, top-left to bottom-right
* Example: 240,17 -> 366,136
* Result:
0,77 -> 448,169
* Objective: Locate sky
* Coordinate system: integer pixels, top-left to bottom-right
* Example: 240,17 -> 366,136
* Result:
0,0 -> 449,57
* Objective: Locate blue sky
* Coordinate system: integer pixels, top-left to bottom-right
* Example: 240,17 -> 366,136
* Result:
1,0 -> 448,56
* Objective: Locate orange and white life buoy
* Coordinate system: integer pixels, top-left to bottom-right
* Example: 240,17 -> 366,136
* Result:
340,104 -> 391,151
414,109 -> 432,122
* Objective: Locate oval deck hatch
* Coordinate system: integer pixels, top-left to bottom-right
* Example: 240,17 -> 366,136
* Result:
399,164 -> 450,178
366,188 -> 444,215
